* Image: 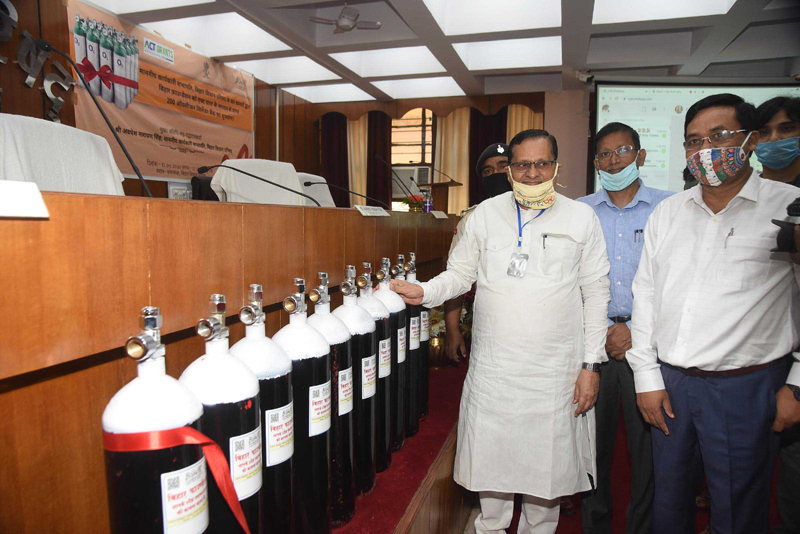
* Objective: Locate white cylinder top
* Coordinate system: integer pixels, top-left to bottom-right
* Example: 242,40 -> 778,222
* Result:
273,312 -> 331,360
373,281 -> 405,313
357,293 -> 390,320
308,303 -> 352,345
230,324 -> 292,380
179,338 -> 260,405
103,357 -> 204,433
332,295 -> 376,335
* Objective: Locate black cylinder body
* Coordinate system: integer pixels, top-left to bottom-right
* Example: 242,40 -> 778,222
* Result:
389,309 -> 406,452
420,308 -> 430,419
405,303 -> 421,437
259,372 -> 293,534
330,340 -> 356,527
375,318 -> 392,472
353,331 -> 377,495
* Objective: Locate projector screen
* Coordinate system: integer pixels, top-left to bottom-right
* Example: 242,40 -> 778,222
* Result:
595,84 -> 800,193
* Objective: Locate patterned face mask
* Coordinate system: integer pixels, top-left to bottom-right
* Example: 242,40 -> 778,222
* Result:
686,132 -> 752,187
508,163 -> 560,209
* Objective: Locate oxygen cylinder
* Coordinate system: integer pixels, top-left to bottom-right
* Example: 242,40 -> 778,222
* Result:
402,253 -> 422,436
273,279 -> 332,534
230,284 -> 293,534
307,273 -> 356,527
124,36 -> 135,104
86,20 -> 101,95
332,265 -> 377,496
374,257 -> 406,452
412,256 -> 431,420
180,294 -> 262,534
99,28 -> 114,103
103,307 -> 209,534
130,37 -> 140,99
73,15 -> 86,67
356,262 -> 392,472
113,34 -> 128,110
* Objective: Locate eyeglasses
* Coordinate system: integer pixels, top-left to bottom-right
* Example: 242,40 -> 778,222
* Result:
596,145 -> 637,162
683,129 -> 746,151
508,160 -> 556,174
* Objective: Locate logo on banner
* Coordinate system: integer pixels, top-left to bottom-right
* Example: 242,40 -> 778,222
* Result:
143,38 -> 174,64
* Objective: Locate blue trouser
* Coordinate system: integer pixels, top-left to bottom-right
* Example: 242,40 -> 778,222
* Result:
652,362 -> 786,534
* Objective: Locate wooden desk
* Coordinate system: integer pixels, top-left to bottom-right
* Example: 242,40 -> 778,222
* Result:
0,193 -> 458,533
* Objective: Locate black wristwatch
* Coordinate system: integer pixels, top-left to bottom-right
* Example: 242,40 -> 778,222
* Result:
582,362 -> 601,373
788,384 -> 800,402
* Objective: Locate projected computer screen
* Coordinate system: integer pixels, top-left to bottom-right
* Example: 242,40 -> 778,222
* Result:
595,84 -> 800,193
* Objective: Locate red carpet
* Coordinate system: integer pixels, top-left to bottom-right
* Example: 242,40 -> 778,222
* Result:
335,363 -> 468,533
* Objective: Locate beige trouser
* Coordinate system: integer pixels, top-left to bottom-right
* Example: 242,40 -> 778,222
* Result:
475,491 -> 560,534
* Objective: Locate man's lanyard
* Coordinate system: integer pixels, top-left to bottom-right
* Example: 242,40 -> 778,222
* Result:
516,202 -> 545,248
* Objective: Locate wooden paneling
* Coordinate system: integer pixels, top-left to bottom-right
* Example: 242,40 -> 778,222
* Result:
254,81 -> 276,161
344,209 -> 376,270
0,194 -> 149,379
149,200 -> 244,333
397,211 -> 418,259
304,208 -> 346,287
40,0 -> 75,127
375,215 -> 400,270
417,213 -> 444,264
242,204 -> 304,305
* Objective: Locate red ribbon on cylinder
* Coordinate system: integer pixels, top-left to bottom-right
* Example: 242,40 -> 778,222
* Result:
103,427 -> 252,534
78,57 -> 139,90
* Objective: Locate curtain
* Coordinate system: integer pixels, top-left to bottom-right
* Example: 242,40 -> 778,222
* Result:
433,107 -> 471,215
366,111 -> 392,208
468,107 -> 508,206
320,112 -> 350,207
347,114 -> 368,206
506,104 -> 544,144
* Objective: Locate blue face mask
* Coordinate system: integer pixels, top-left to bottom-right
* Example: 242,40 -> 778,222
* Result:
755,137 -> 800,170
598,160 -> 640,192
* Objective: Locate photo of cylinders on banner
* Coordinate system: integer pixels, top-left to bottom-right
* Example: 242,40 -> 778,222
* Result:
73,13 -> 139,110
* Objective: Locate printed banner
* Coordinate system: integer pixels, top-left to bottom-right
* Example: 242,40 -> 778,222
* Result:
67,1 -> 254,180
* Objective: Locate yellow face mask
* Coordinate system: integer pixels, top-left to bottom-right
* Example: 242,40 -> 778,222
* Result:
508,163 -> 559,209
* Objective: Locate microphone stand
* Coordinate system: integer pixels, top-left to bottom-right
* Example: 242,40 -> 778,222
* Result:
36,39 -> 153,198
374,154 -> 416,200
304,181 -> 390,209
199,164 -> 321,207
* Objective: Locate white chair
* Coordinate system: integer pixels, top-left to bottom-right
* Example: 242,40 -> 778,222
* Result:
0,113 -> 124,195
210,158 -> 307,206
297,172 -> 336,208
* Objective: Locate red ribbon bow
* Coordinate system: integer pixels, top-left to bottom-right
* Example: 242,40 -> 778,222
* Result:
103,427 -> 252,534
78,57 -> 139,90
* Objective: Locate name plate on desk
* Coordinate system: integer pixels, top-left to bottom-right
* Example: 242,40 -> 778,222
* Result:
430,210 -> 448,219
355,205 -> 390,217
0,181 -> 50,218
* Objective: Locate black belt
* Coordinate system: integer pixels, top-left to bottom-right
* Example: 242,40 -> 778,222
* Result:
609,316 -> 631,324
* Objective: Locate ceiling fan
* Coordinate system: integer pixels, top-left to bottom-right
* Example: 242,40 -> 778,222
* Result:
309,4 -> 382,34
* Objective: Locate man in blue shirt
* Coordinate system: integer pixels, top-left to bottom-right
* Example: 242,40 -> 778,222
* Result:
578,122 -> 673,534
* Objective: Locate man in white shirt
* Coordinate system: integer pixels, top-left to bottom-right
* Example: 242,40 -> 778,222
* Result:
391,129 -> 611,534
627,93 -> 800,534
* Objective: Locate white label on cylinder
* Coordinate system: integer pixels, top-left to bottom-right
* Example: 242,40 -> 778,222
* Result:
420,311 -> 430,342
308,380 -> 332,436
398,327 -> 407,363
362,355 -> 377,399
338,367 -> 353,416
160,456 -> 209,534
379,339 -> 391,378
229,425 -> 263,500
74,34 -> 86,65
410,317 -> 420,350
265,402 -> 294,467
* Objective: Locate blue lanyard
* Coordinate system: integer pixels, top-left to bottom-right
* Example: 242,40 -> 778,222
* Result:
516,202 -> 544,248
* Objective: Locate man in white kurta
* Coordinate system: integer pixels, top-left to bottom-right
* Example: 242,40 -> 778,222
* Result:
393,130 -> 611,533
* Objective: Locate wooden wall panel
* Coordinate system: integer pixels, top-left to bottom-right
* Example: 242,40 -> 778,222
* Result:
304,208 -> 346,287
396,211 -> 418,259
375,215 -> 400,271
344,209 -> 376,270
0,194 -> 149,379
254,81 -> 276,161
417,213 -> 443,264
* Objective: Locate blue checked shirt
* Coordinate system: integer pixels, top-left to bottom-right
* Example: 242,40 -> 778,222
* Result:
577,180 -> 674,327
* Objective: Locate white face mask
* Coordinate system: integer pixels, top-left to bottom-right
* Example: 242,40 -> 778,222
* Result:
508,163 -> 560,209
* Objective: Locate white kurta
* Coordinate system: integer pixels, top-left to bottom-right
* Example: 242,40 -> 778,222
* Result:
421,192 -> 610,498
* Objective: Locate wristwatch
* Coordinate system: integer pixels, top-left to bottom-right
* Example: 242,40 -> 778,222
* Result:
788,384 -> 800,402
582,362 -> 602,373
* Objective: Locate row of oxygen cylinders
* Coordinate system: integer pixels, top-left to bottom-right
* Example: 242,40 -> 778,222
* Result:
73,14 -> 139,110
102,254 -> 431,534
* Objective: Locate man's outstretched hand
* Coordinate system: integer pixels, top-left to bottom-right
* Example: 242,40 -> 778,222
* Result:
390,279 -> 424,305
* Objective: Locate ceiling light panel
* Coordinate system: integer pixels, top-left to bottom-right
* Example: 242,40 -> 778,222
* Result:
423,0 -> 561,35
329,47 -> 446,78
232,57 -> 340,85
372,77 -> 465,99
89,0 -> 214,14
453,37 -> 562,70
592,0 -> 736,24
145,13 -> 291,58
282,84 -> 374,103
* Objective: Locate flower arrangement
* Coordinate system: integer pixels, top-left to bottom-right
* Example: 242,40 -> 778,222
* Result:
400,194 -> 424,212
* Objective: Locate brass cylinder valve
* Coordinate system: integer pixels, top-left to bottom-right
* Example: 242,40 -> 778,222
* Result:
309,272 -> 330,304
404,251 -> 416,273
357,262 -> 372,288
376,257 -> 391,281
197,294 -> 229,341
392,254 -> 406,279
341,265 -> 357,296
283,278 -> 307,314
125,306 -> 165,361
239,284 -> 265,326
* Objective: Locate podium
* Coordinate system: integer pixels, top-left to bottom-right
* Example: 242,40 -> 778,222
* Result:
419,180 -> 462,213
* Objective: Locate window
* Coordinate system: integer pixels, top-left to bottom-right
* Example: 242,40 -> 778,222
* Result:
391,108 -> 435,165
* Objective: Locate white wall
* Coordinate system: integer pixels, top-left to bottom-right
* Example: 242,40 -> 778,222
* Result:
544,90 -> 591,199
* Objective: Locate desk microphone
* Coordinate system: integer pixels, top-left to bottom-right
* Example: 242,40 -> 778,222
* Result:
198,164 -> 321,207
35,39 -> 153,197
374,154 -> 415,199
303,181 -> 390,209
